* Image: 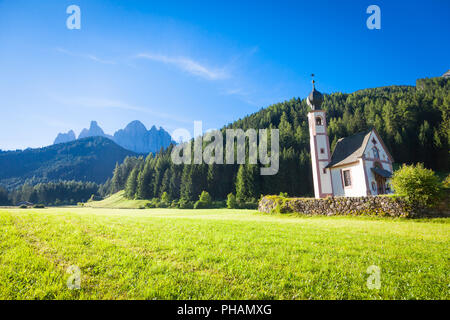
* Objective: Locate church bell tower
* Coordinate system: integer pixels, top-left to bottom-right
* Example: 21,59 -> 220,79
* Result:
307,75 -> 333,198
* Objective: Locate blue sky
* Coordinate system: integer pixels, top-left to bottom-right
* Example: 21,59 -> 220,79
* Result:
0,0 -> 449,150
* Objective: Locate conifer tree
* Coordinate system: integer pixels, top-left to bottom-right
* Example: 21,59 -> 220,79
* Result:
180,165 -> 194,201
136,154 -> 154,199
226,193 -> 237,209
111,162 -> 122,194
235,164 -> 246,203
124,167 -> 139,199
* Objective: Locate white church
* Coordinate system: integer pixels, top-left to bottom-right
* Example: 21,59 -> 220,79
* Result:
307,78 -> 394,198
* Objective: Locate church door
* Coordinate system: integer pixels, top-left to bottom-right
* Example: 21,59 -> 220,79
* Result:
373,162 -> 386,195
375,175 -> 385,194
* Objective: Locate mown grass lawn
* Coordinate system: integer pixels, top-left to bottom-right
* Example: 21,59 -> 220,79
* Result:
0,207 -> 448,300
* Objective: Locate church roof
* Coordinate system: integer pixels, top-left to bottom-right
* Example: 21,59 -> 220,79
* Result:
306,75 -> 324,110
371,167 -> 392,178
325,130 -> 373,168
307,86 -> 324,110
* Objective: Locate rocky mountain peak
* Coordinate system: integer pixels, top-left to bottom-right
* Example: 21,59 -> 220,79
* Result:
54,130 -> 76,145
54,120 -> 174,154
78,121 -> 107,139
123,120 -> 148,133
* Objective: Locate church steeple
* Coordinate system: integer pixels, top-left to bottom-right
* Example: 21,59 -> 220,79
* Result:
306,74 -> 333,198
307,74 -> 324,110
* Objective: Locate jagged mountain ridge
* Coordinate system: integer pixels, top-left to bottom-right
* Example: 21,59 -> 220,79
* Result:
54,130 -> 76,144
54,120 -> 174,154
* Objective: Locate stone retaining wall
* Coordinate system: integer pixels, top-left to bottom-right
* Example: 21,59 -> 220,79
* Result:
258,195 -> 448,218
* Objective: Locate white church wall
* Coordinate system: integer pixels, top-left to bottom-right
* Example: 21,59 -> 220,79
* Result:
309,142 -> 333,198
316,134 -> 329,161
309,134 -> 320,197
330,162 -> 367,197
363,130 -> 394,195
331,169 -> 344,196
319,162 -> 333,195
308,112 -> 326,135
308,110 -> 333,198
315,122 -> 326,134
363,131 -> 390,163
364,159 -> 394,195
364,160 -> 376,195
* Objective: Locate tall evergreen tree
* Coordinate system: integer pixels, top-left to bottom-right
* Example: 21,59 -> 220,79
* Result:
235,164 -> 246,203
180,165 -> 194,201
136,154 -> 155,199
124,167 -> 139,199
0,187 -> 10,205
111,162 -> 122,194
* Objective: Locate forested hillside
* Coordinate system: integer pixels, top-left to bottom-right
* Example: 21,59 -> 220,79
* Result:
107,77 -> 449,203
8,181 -> 100,206
0,137 -> 138,190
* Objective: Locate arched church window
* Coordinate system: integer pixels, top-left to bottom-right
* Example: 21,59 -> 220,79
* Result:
315,117 -> 322,126
372,181 -> 376,192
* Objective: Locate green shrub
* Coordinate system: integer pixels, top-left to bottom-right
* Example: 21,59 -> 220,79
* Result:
158,202 -> 168,208
150,197 -> 161,207
194,200 -> 208,209
19,204 -> 27,209
170,200 -> 179,208
193,191 -> 213,209
264,195 -> 292,214
443,174 -> 450,189
161,192 -> 171,207
33,204 -> 45,208
227,193 -> 238,209
145,202 -> 155,208
199,191 -> 212,204
391,163 -> 443,208
179,199 -> 194,209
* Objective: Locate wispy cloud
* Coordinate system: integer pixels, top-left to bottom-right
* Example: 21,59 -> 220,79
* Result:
56,48 -> 116,65
224,88 -> 245,95
135,53 -> 228,80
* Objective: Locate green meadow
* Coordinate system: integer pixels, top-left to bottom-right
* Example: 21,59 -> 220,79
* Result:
0,207 -> 448,300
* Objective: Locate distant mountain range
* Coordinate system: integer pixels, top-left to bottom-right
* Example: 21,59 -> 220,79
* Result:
0,137 -> 138,190
54,120 -> 174,154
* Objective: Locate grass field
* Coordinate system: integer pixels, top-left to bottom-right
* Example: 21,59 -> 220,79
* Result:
0,207 -> 448,300
83,190 -> 151,209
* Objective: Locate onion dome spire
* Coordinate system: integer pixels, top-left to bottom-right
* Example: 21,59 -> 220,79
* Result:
306,74 -> 324,110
